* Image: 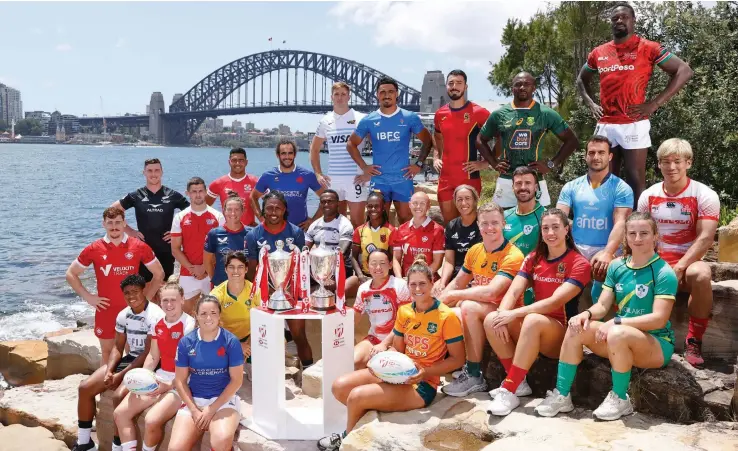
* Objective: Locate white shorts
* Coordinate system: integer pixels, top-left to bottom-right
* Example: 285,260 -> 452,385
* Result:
575,243 -> 623,261
329,175 -> 368,203
176,394 -> 240,417
594,119 -> 651,150
494,178 -> 550,209
179,275 -> 211,299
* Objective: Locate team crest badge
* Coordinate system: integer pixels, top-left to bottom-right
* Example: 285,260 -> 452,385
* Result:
380,234 -> 386,243
297,176 -> 304,184
516,118 -> 524,126
557,262 -> 566,278
124,251 -> 134,260
463,113 -> 470,123
635,284 -> 649,298
347,120 -> 356,124
422,236 -> 429,242
427,322 -> 438,334
491,262 -> 498,272
527,116 -> 535,126
523,225 -> 534,235
400,119 -> 404,124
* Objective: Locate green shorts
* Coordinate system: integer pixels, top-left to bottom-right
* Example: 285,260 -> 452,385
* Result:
414,381 -> 437,407
654,334 -> 674,368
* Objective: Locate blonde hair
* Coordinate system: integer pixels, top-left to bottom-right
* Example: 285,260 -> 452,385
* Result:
657,138 -> 693,161
158,276 -> 184,297
331,81 -> 350,94
406,254 -> 433,282
477,201 -> 504,218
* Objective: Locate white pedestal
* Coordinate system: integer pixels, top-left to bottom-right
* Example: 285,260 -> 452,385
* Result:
246,307 -> 354,440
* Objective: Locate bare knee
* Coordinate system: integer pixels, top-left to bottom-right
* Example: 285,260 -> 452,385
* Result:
606,325 -> 629,347
210,432 -> 234,451
520,313 -> 549,333
686,262 -> 712,286
346,385 -> 372,407
331,375 -> 352,400
482,310 -> 499,332
144,414 -> 163,431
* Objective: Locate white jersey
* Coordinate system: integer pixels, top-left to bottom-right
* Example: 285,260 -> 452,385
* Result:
115,302 -> 165,357
353,276 -> 411,340
316,108 -> 366,176
305,215 -> 354,251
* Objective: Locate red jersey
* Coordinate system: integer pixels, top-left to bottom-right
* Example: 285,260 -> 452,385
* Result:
170,206 -> 225,276
585,35 -> 672,124
207,173 -> 259,226
153,314 -> 196,374
391,217 -> 445,276
518,249 -> 591,324
354,276 -> 411,340
433,101 -> 491,181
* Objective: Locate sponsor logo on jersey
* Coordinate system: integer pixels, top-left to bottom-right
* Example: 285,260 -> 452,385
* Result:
329,134 -> 351,144
615,283 -> 624,292
491,262 -> 498,272
598,64 -> 635,73
509,129 -> 532,150
451,232 -> 459,239
206,218 -> 215,225
504,224 -> 512,231
523,225 -> 534,235
184,219 -> 192,226
142,197 -> 149,202
347,120 -> 356,124
427,322 -> 438,334
597,56 -> 609,61
421,236 -> 429,242
100,264 -> 113,276
124,251 -> 134,260
376,131 -> 401,142
188,348 -> 196,356
148,204 -> 164,212
366,243 -> 378,253
374,121 -> 381,126
218,237 -> 228,244
442,116 -> 448,121
666,202 -> 676,208
103,254 -> 107,260
635,284 -> 649,298
576,214 -> 609,230
457,241 -> 469,248
171,332 -> 182,339
516,118 -> 524,126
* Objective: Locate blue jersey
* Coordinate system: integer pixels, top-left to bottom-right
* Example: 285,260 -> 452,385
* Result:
204,225 -> 249,286
175,327 -> 243,399
355,108 -> 425,184
557,173 -> 634,248
246,222 -> 306,260
254,166 -> 322,225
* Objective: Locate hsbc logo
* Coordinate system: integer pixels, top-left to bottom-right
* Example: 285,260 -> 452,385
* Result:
598,64 -> 635,73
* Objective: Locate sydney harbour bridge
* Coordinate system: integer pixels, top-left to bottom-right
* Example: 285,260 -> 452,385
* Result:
78,50 -> 447,145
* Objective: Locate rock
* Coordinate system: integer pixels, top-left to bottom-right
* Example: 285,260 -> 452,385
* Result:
413,182 -> 439,195
45,328 -> 101,380
0,340 -> 48,386
718,223 -> 738,263
43,328 -> 76,339
302,359 -> 323,398
0,373 -> 85,448
733,364 -> 738,415
0,424 -> 69,451
707,261 -> 738,282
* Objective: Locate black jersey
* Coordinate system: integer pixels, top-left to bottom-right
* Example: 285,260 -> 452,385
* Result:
445,217 -> 482,277
119,186 -> 189,254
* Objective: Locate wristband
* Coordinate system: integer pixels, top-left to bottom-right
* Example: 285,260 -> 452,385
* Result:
585,310 -> 593,320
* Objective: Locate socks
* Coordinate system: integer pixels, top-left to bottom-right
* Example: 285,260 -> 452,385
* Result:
302,359 -> 314,368
112,436 -> 122,451
591,280 -> 603,304
142,444 -> 157,451
501,365 -> 528,393
342,430 -> 347,438
611,368 -> 632,400
687,316 -> 709,342
246,355 -> 252,364
499,357 -> 513,373
466,360 -> 481,378
121,440 -> 137,451
556,361 -> 579,396
77,420 -> 92,445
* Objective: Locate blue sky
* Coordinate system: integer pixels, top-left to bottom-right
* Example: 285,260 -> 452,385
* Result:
0,1 -> 547,132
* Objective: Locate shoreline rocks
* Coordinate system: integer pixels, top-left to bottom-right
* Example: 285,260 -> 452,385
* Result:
45,329 -> 101,380
0,341 -> 47,386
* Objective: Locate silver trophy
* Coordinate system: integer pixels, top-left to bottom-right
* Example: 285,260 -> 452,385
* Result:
266,240 -> 294,311
309,241 -> 338,311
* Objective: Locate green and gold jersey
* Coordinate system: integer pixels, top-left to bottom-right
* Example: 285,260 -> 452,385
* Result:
602,254 -> 677,342
503,202 -> 544,256
479,100 -> 569,179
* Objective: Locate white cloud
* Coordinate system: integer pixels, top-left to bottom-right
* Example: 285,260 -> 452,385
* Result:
115,37 -> 127,49
55,43 -> 72,52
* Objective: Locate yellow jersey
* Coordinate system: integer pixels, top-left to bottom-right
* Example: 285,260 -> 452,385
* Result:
210,280 -> 260,340
352,222 -> 396,274
461,240 -> 524,286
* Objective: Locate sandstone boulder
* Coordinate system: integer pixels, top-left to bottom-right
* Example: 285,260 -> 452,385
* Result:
45,328 -> 101,379
0,340 -> 47,386
302,359 -> 323,398
43,328 -> 76,339
0,424 -> 69,451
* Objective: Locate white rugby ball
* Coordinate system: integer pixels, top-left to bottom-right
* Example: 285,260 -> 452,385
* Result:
123,368 -> 159,395
367,351 -> 419,384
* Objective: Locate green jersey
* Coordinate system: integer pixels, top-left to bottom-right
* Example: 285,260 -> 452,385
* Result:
503,202 -> 544,256
602,254 -> 677,342
479,100 -> 569,179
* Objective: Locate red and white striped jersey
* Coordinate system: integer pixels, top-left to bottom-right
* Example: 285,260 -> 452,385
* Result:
171,206 -> 225,276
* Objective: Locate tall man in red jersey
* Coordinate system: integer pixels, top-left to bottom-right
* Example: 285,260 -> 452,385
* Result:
206,148 -> 259,227
576,2 -> 693,205
433,69 -> 491,222
66,207 -> 164,364
391,192 -> 445,278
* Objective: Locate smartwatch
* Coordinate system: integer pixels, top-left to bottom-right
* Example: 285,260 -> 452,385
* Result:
414,160 -> 424,168
614,316 -> 622,325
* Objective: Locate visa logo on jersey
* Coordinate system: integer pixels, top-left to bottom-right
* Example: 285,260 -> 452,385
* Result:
576,215 -> 609,230
329,134 -> 351,144
375,131 -> 401,142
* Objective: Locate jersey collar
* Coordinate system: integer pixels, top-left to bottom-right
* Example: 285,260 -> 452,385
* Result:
197,327 -> 222,341
587,172 -> 611,187
104,233 -> 129,244
377,107 -> 401,118
662,178 -> 691,197
163,313 -> 186,329
224,224 -> 245,233
228,173 -> 249,183
412,298 -> 440,313
264,221 -> 287,235
625,253 -> 660,270
546,248 -> 571,263
485,238 -> 509,253
410,216 -> 432,229
370,276 -> 393,291
277,165 -> 297,174
449,101 -> 470,112
510,100 -> 536,110
515,202 -> 543,217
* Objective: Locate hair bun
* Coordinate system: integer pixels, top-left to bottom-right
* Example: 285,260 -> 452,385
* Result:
226,191 -> 241,199
413,254 -> 428,265
167,274 -> 180,284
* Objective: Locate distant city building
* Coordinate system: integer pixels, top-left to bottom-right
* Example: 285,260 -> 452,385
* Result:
278,123 -> 291,135
245,122 -> 255,132
215,118 -> 224,132
0,84 -> 23,125
49,111 -> 80,136
232,120 -> 242,130
25,111 -> 52,134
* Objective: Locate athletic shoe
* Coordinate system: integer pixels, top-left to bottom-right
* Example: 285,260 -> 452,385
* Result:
535,389 -> 574,417
244,362 -> 252,382
317,433 -> 342,451
441,371 -> 488,397
593,391 -> 634,421
71,441 -> 97,451
684,338 -> 704,367
486,388 -> 520,416
451,364 -> 467,379
489,378 -> 532,397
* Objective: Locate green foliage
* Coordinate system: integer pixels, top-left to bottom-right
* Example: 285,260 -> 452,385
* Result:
14,119 -> 45,136
720,205 -> 738,227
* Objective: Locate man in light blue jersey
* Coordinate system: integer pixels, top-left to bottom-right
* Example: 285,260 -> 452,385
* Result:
557,135 -> 633,301
347,76 -> 433,224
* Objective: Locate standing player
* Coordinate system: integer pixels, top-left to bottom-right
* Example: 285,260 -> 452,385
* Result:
311,81 -> 368,227
576,2 -> 693,204
111,158 -> 189,283
638,138 -> 718,366
171,177 -> 225,314
476,72 -> 578,208
207,148 -> 259,227
433,69 -> 491,222
347,76 -> 433,224
391,192 -> 445,279
66,207 -> 164,364
203,193 -> 249,289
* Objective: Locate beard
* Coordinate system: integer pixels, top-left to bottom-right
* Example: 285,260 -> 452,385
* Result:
613,27 -> 628,39
448,91 -> 463,100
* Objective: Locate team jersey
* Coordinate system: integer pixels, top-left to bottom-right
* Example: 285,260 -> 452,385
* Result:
558,173 -> 634,249
152,313 -> 196,373
354,276 -> 411,340
119,186 -> 189,254
352,222 -> 396,274
637,179 -> 720,266
75,234 -> 158,315
445,217 -> 482,277
305,215 -> 354,251
354,108 -> 425,184
171,206 -> 225,277
518,249 -> 592,323
584,35 -> 673,124
433,101 -> 491,181
246,222 -> 306,261
479,101 -> 569,179
204,225 -> 249,286
207,173 -> 259,226
175,327 -> 244,399
210,281 -> 260,340
391,217 -> 445,276
115,301 -> 165,358
461,241 -> 524,288
603,254 -> 677,342
504,203 -> 545,256
254,166 -> 322,225
316,109 -> 366,176
393,300 -> 463,388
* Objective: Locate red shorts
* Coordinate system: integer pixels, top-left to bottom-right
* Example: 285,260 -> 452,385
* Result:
363,335 -> 381,345
94,305 -> 125,339
437,177 -> 482,203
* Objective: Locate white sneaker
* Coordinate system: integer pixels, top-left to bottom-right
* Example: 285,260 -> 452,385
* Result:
452,364 -> 467,379
489,378 -> 532,397
441,372 -> 488,397
593,391 -> 634,421
486,388 -> 520,416
535,388 -> 574,417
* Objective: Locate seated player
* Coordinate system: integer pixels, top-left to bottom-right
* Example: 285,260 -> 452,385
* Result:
391,192 -> 444,278
536,212 -> 678,421
484,209 -> 591,416
316,255 -> 464,451
351,191 -> 396,283
113,280 -> 196,451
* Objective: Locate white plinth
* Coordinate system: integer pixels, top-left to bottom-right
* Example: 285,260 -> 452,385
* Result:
245,307 -> 354,440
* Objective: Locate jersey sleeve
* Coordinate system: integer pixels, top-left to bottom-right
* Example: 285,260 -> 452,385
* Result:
584,49 -> 598,72
307,171 -> 322,192
204,229 -> 217,254
114,309 -> 127,334
545,108 -> 570,135
352,226 -> 361,245
498,248 -> 524,280
227,333 -> 245,367
184,315 -> 196,334
614,180 -> 635,209
444,223 -> 456,249
478,112 -> 499,140
442,311 -> 464,344
649,40 -> 673,66
139,242 -> 158,266
174,192 -> 190,210
654,263 -> 678,300
245,230 -> 258,261
353,285 -> 366,313
409,112 -> 425,135
461,245 -> 477,274
432,225 -> 445,254
637,190 -> 650,213
565,254 -> 592,289
76,243 -> 95,267
119,192 -> 136,210
305,221 -> 317,245
475,106 -> 491,125
354,117 -> 371,139
603,260 -> 618,291
175,338 -> 189,368
390,229 -> 405,251
557,182 -> 574,208
171,212 -> 183,236
392,307 -> 408,337
433,111 -> 442,133
518,253 -> 535,279
216,211 -> 226,227
697,185 -> 720,221
207,178 -> 221,199
339,218 -> 354,242
254,174 -> 269,194
315,118 -> 327,138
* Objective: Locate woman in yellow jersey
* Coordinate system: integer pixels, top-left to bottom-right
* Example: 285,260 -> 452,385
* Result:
209,250 -> 260,380
351,191 -> 396,283
317,255 -> 465,451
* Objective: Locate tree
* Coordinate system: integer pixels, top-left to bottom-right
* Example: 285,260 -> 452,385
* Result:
14,119 -> 45,136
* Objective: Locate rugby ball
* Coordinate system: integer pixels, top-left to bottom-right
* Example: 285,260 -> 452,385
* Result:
123,368 -> 159,395
367,351 -> 419,384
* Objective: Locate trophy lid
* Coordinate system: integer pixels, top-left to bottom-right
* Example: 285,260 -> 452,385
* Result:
269,240 -> 293,261
310,239 -> 334,258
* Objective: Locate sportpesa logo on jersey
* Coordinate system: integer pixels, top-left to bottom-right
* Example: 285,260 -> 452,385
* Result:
598,64 -> 635,73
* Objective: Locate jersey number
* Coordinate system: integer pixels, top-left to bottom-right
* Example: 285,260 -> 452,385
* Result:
355,184 -> 363,196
